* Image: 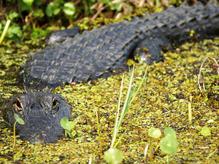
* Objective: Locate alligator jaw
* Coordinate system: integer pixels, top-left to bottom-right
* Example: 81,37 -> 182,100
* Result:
5,92 -> 71,143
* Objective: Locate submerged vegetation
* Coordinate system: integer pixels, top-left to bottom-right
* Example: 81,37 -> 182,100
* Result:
0,0 -> 219,163
0,38 -> 218,163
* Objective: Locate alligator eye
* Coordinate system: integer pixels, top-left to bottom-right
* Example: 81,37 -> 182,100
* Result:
52,99 -> 59,111
14,99 -> 23,112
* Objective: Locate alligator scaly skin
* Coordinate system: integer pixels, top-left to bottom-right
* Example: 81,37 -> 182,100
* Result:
23,4 -> 219,88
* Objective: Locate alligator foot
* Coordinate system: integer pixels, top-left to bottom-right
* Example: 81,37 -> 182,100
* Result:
46,26 -> 80,45
133,36 -> 173,64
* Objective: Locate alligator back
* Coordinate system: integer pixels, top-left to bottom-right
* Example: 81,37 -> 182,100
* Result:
22,3 -> 219,88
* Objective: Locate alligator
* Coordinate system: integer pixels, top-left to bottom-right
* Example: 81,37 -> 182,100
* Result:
4,3 -> 219,143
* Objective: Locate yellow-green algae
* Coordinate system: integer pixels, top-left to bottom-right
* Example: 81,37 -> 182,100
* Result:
0,20 -> 219,164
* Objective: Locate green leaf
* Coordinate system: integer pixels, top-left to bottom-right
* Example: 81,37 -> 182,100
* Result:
200,126 -> 211,137
110,2 -> 122,11
14,113 -> 25,125
8,12 -> 19,20
19,0 -> 32,11
7,24 -> 22,39
60,117 -> 75,132
33,9 -> 44,18
63,2 -> 76,16
100,0 -> 110,4
164,127 -> 176,138
46,2 -> 61,17
104,148 -> 124,164
34,0 -> 43,6
22,0 -> 34,6
148,127 -> 162,139
160,135 -> 178,155
60,117 -> 69,129
159,127 -> 178,155
31,28 -> 48,40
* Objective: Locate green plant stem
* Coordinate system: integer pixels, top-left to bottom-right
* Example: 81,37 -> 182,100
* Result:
111,75 -> 124,148
113,132 -> 126,148
110,67 -> 147,148
0,20 -> 11,44
129,67 -> 148,105
117,67 -> 135,128
143,143 -> 149,160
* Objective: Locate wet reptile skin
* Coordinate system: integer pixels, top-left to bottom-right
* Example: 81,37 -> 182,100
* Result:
4,3 -> 219,143
23,3 -> 219,88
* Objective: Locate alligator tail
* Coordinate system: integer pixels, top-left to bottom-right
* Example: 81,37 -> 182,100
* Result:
137,3 -> 219,43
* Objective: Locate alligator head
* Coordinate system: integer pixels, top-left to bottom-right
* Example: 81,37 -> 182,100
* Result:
5,92 -> 71,143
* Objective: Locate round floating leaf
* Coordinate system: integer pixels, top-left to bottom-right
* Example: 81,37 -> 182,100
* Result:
14,113 -> 25,125
164,127 -> 176,138
8,12 -> 19,20
22,0 -> 34,6
110,2 -> 122,11
60,117 -> 68,129
148,127 -> 161,138
101,0 -> 110,4
60,117 -> 75,132
31,28 -> 48,39
160,135 -> 178,155
46,2 -> 61,17
104,148 -> 124,164
7,24 -> 22,39
148,127 -> 162,139
63,2 -> 76,16
33,9 -> 44,18
200,126 -> 211,137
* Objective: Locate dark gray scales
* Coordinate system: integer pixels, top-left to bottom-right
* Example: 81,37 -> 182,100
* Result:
4,3 -> 219,143
23,4 -> 219,88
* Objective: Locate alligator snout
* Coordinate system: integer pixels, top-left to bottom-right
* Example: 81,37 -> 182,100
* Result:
5,92 -> 71,143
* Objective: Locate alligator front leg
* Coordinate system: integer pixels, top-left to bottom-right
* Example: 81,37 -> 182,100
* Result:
46,26 -> 80,45
133,36 -> 173,64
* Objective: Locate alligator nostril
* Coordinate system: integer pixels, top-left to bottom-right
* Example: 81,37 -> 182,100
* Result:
30,104 -> 35,109
30,103 -> 42,110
